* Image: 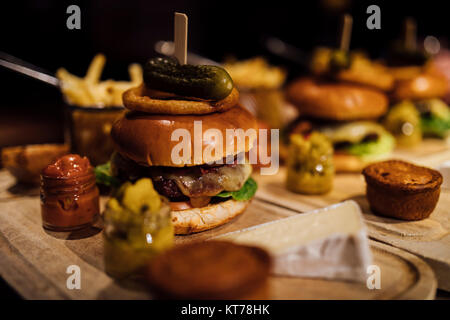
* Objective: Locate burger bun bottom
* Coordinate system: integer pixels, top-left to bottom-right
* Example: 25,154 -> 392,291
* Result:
172,199 -> 250,234
334,153 -> 371,173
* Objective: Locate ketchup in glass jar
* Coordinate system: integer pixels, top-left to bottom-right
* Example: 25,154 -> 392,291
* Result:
40,154 -> 99,231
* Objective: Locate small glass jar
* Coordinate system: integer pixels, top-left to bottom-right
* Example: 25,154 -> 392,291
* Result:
40,170 -> 99,231
286,132 -> 334,195
103,196 -> 173,279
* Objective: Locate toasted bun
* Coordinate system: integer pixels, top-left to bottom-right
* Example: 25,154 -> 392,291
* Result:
172,199 -> 250,234
146,240 -> 271,299
333,152 -> 394,173
393,73 -> 448,101
122,84 -> 239,115
333,153 -> 367,173
111,106 -> 257,167
286,77 -> 388,121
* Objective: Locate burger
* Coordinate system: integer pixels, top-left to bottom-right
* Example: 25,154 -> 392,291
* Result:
390,67 -> 450,141
286,77 -> 394,172
96,57 -> 258,235
381,18 -> 450,142
385,34 -> 450,142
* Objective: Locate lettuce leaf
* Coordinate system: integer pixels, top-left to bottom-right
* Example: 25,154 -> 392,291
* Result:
94,162 -> 121,188
345,132 -> 395,159
215,177 -> 257,201
421,116 -> 450,138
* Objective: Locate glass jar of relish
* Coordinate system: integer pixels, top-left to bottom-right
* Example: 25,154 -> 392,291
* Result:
103,178 -> 174,279
40,154 -> 99,231
286,132 -> 334,195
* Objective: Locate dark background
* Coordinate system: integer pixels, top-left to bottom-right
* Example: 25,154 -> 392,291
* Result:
0,0 -> 448,147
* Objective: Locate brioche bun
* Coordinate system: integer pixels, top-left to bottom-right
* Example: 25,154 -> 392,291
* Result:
122,84 -> 239,115
111,106 -> 257,167
333,152 -> 393,173
333,153 -> 368,173
393,73 -> 448,101
146,240 -> 271,299
171,199 -> 250,235
286,78 -> 388,121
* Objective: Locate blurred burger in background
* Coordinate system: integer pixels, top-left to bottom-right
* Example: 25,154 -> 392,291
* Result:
384,19 -> 450,145
286,77 -> 394,172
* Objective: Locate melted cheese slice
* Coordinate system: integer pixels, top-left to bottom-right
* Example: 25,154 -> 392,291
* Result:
213,200 -> 372,282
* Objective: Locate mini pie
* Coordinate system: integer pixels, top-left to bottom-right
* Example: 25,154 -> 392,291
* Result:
362,160 -> 443,220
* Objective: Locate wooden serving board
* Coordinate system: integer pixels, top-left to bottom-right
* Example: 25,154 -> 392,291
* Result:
0,183 -> 436,300
254,139 -> 450,291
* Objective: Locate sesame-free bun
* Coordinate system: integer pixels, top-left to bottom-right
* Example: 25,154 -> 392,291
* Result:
111,106 -> 258,167
172,199 -> 250,235
393,73 -> 448,101
286,77 -> 388,121
146,240 -> 271,299
333,151 -> 394,173
122,84 -> 239,115
333,153 -> 369,173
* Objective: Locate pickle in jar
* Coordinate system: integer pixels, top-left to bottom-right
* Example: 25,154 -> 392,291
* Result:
103,178 -> 173,279
383,101 -> 422,147
143,57 -> 234,100
286,132 -> 334,195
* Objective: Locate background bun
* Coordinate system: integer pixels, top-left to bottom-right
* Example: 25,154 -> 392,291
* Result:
286,77 -> 388,121
333,153 -> 390,173
393,73 -> 448,101
333,153 -> 367,173
172,199 -> 250,234
123,85 -> 239,115
111,106 -> 258,167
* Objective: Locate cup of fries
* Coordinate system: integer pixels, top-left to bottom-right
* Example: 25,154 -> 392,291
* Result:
57,54 -> 143,165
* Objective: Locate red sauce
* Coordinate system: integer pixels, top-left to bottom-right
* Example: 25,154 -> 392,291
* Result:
42,154 -> 91,178
40,154 -> 99,231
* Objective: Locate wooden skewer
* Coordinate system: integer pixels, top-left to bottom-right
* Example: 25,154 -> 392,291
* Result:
404,17 -> 417,51
339,14 -> 353,52
174,12 -> 188,65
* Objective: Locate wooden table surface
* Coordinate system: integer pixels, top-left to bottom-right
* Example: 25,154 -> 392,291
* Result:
0,170 -> 439,300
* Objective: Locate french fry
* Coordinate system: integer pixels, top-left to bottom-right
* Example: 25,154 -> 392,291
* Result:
85,54 -> 106,84
57,67 -> 83,83
64,86 -> 92,106
128,63 -> 143,85
106,81 -> 133,106
57,55 -> 141,107
57,68 -> 94,105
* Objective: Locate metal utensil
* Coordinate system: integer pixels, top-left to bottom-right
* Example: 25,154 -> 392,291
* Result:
0,51 -> 59,87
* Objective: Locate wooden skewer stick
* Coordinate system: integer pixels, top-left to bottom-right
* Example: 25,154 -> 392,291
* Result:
174,12 -> 188,65
339,14 -> 353,52
404,17 -> 417,51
